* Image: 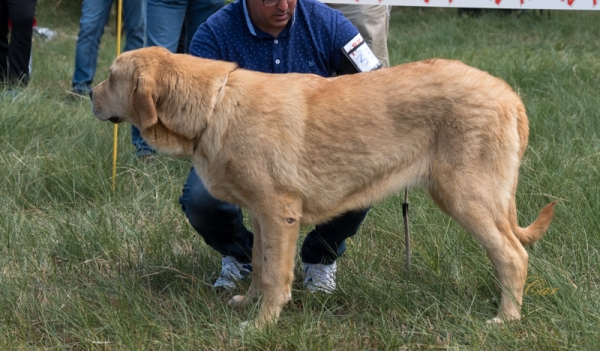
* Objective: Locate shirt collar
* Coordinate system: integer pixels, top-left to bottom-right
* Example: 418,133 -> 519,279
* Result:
243,0 -> 296,38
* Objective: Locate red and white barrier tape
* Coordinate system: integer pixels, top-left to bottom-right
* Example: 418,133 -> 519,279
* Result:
321,0 -> 598,10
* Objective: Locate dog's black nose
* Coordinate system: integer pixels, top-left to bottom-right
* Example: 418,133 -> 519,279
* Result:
89,89 -> 93,99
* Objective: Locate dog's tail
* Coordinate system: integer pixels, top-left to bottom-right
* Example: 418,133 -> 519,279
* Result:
512,201 -> 557,246
510,99 -> 556,246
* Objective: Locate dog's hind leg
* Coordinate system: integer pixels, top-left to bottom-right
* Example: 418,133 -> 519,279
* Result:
483,218 -> 529,324
429,178 -> 529,324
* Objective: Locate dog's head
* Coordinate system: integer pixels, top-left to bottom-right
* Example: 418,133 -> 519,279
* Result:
91,46 -> 197,157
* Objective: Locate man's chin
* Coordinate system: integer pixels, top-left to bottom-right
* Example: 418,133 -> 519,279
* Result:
271,13 -> 290,24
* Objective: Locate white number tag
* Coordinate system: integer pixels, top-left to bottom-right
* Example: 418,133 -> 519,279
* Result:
342,33 -> 382,72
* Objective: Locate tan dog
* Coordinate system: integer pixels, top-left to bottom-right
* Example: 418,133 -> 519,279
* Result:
91,46 -> 555,328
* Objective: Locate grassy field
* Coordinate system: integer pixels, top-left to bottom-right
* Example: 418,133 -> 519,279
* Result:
1,2 -> 599,349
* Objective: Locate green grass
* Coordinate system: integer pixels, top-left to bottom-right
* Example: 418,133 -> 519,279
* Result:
1,3 -> 599,349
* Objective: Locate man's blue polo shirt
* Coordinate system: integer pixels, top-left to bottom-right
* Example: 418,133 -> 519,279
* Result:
189,0 -> 359,77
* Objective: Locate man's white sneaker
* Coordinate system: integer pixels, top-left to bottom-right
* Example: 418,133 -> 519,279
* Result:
213,255 -> 252,289
303,261 -> 337,293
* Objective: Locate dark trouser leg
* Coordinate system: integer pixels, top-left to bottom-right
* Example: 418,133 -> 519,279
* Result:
3,0 -> 37,86
179,168 -> 253,263
0,0 -> 9,85
301,207 -> 369,265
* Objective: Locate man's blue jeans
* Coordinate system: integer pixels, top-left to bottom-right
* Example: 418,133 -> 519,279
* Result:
146,0 -> 224,53
72,0 -> 148,156
179,168 -> 369,265
139,0 -> 223,156
130,125 -> 155,157
72,0 -> 145,92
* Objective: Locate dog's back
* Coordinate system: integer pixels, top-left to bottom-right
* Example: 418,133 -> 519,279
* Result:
276,60 -> 529,224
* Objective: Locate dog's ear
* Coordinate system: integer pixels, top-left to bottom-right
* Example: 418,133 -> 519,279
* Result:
132,74 -> 158,131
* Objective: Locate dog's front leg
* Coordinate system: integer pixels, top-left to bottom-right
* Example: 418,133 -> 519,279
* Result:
229,216 -> 263,308
241,197 -> 302,329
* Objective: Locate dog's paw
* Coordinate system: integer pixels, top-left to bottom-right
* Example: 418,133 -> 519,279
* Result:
228,294 -> 254,308
485,317 -> 521,325
485,317 -> 505,325
239,319 -> 268,334
239,320 -> 253,333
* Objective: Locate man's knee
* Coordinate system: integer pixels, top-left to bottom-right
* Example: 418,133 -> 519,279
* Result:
179,170 -> 240,229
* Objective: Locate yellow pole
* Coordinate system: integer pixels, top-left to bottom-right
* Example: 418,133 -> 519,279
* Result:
112,0 -> 123,191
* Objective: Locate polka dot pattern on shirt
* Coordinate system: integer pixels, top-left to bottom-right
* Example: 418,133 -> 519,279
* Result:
190,0 -> 359,77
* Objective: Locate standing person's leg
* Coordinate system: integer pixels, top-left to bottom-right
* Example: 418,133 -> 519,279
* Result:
131,124 -> 156,157
123,0 -> 154,157
0,0 -> 10,86
146,0 -> 187,52
4,0 -> 37,86
330,4 -> 390,68
183,0 -> 224,53
135,0 -> 186,157
179,168 -> 254,289
122,0 -> 146,52
176,22 -> 186,54
72,0 -> 113,94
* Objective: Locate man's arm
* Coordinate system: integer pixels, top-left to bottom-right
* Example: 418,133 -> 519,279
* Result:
332,13 -> 382,75
337,33 -> 383,75
189,24 -> 222,60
